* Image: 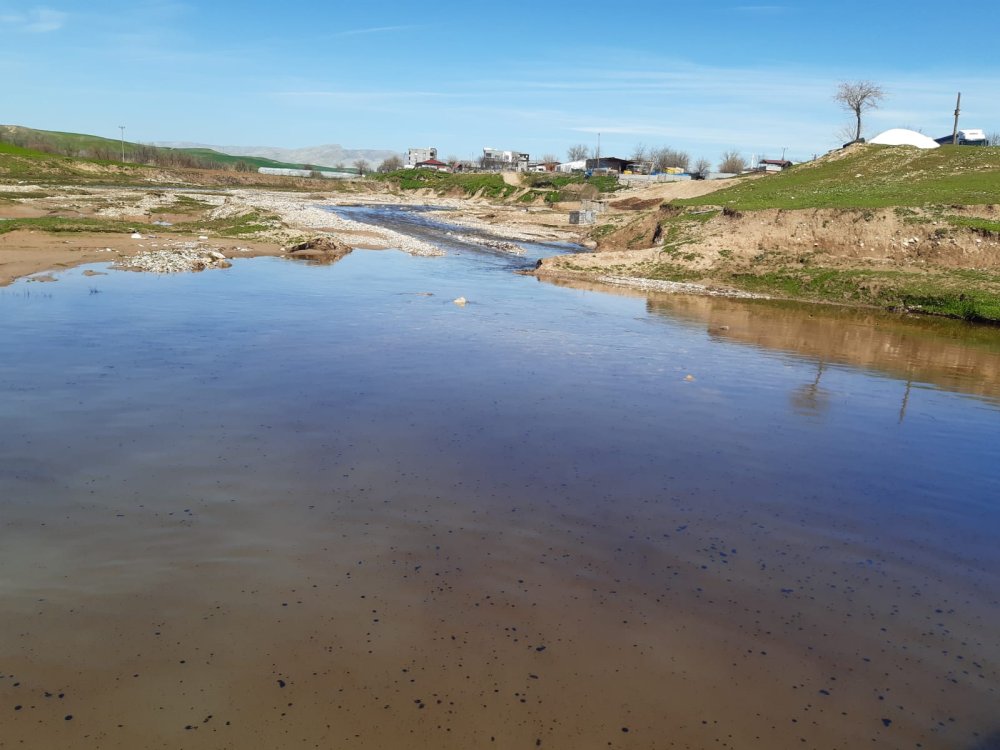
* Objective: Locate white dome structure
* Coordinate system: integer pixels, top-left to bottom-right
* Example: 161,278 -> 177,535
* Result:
869,129 -> 940,149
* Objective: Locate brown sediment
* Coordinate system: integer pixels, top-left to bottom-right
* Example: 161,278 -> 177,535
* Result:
0,229 -> 280,286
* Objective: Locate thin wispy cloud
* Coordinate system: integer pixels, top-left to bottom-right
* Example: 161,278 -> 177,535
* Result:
733,5 -> 788,13
329,25 -> 420,38
271,89 -> 452,103
0,7 -> 68,32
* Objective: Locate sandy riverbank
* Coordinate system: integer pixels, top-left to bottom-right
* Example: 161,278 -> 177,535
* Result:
0,183 -> 587,285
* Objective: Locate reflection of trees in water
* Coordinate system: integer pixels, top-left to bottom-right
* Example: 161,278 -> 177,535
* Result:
790,361 -> 830,417
789,363 -> 917,422
636,294 -> 1000,406
898,380 -> 913,424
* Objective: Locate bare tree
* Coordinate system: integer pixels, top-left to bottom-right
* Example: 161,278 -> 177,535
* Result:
353,159 -> 370,175
835,80 -> 886,142
631,143 -> 648,162
718,151 -> 747,173
650,146 -> 690,172
377,155 -> 403,173
567,143 -> 588,161
988,131 -> 1000,147
691,158 -> 712,179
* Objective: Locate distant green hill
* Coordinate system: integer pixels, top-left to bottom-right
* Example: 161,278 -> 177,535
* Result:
0,125 -> 347,172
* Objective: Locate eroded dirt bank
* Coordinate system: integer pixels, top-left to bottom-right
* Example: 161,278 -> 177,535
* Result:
534,203 -> 1000,316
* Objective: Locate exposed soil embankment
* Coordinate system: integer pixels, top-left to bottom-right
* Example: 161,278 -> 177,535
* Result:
536,204 -> 1000,320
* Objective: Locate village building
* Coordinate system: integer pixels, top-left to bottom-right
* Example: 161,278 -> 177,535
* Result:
758,159 -> 793,172
934,129 -> 989,146
482,147 -> 530,172
406,147 -> 437,167
557,159 -> 587,173
414,158 -> 450,172
585,157 -> 630,174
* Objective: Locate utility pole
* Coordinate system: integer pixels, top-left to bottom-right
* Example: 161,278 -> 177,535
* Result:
597,132 -> 601,168
951,92 -> 961,146
119,125 -> 126,163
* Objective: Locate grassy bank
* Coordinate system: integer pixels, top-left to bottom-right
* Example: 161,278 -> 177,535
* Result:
725,267 -> 1000,322
372,168 -> 621,201
0,211 -> 281,240
676,145 -> 1000,211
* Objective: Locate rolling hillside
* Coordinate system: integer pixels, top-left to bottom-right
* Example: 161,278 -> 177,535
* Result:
0,125 -> 347,172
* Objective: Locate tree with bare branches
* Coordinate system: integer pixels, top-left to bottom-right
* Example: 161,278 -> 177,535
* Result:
567,144 -> 588,161
835,80 -> 886,142
718,151 -> 747,174
377,155 -> 403,173
691,158 -> 711,179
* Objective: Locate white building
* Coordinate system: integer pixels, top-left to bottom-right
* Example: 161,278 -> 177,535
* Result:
482,147 -> 530,172
557,159 -> 587,173
258,167 -> 357,180
406,147 -> 437,166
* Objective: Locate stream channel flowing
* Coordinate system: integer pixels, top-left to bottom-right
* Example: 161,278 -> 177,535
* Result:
0,205 -> 998,749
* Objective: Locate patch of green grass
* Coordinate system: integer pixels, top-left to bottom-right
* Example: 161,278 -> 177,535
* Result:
656,209 -> 720,252
0,216 -> 153,235
372,169 -> 518,198
150,194 -> 212,214
630,261 -> 703,282
0,210 -> 281,240
677,145 -> 1000,211
0,190 -> 54,199
945,215 -> 1000,235
373,168 -> 623,199
725,266 -> 1000,322
173,210 -> 281,238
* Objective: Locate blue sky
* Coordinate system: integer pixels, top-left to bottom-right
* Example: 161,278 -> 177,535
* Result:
3,1 -> 998,165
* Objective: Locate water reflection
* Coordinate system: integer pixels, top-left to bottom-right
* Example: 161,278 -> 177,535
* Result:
1,245 -> 997,750
790,361 -> 831,417
541,274 -> 1000,405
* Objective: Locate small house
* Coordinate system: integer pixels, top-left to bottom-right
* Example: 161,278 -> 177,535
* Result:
414,158 -> 450,171
585,157 -> 629,174
758,159 -> 792,172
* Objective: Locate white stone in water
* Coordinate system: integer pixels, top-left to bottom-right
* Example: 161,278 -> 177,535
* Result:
453,296 -> 468,306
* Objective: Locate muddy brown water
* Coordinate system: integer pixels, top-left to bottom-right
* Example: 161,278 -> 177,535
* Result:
0,212 -> 998,749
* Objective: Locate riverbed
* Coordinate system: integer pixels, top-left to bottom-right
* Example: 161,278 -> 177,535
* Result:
1,207 -> 997,749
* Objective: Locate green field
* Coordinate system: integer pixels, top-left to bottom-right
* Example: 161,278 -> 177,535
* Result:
677,145 -> 1000,210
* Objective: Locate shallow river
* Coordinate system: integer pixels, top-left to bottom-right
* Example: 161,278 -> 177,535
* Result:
1,206 -> 998,749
